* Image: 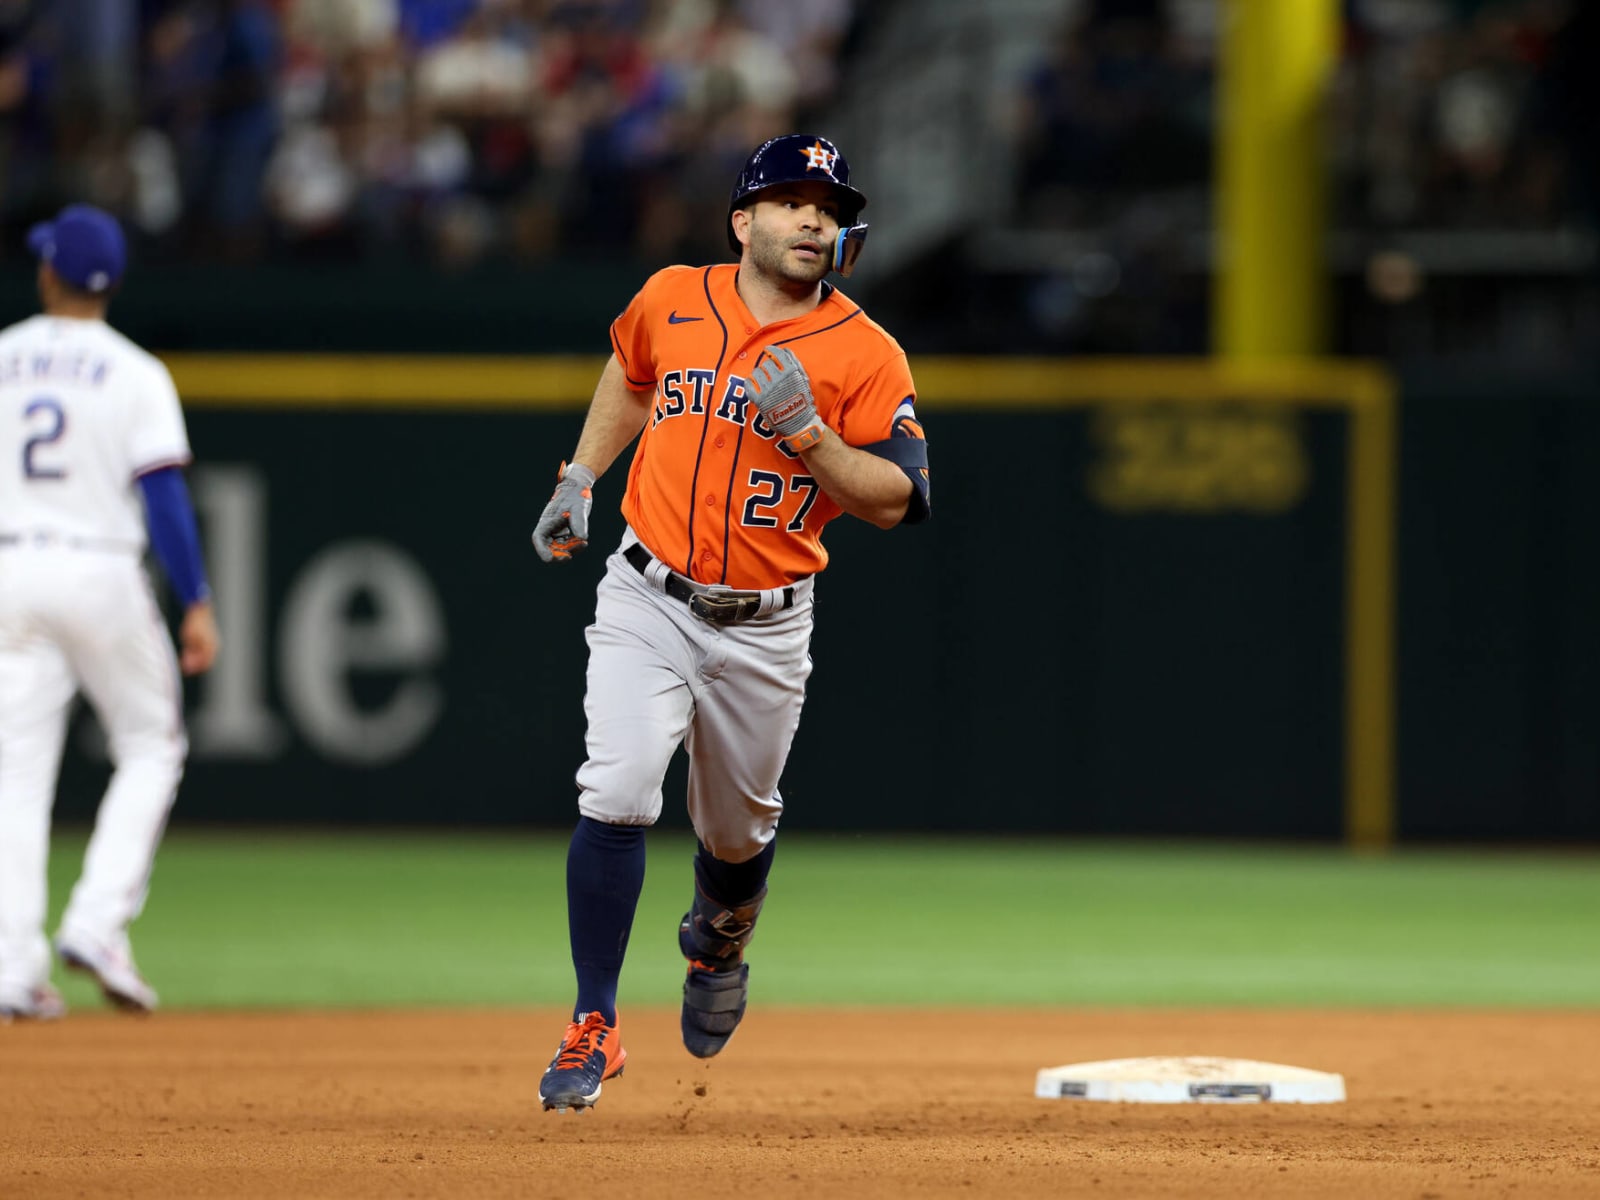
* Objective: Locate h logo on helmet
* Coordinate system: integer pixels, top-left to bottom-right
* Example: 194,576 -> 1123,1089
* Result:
800,140 -> 839,177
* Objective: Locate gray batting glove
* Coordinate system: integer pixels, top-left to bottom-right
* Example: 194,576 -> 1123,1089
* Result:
532,461 -> 596,562
748,346 -> 821,441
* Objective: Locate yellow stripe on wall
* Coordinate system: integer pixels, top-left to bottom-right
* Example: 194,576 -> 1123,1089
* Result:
165,353 -> 1388,412
163,355 -> 609,409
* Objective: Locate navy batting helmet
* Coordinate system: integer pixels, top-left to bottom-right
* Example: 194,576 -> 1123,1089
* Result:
726,134 -> 870,276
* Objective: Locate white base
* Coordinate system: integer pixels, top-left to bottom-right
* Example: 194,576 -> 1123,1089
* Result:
1035,1056 -> 1345,1104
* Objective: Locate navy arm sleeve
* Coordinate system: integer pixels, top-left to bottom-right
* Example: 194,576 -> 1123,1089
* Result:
860,402 -> 931,525
138,466 -> 211,607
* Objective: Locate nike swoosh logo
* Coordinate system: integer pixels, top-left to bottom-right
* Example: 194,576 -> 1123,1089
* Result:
667,312 -> 703,324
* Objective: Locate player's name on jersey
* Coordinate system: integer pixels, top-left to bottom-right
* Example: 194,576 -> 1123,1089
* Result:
0,351 -> 113,387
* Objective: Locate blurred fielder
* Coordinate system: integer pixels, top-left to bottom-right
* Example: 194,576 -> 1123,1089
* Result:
530,134 -> 931,1111
0,204 -> 219,1022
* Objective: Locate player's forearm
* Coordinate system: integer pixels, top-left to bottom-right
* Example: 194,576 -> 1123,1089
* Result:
797,430 -> 913,529
570,356 -> 652,476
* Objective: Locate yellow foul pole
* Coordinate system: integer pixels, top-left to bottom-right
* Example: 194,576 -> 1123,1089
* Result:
1215,0 -> 1337,357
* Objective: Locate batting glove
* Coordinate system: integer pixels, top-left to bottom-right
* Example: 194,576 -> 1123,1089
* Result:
748,346 -> 826,453
532,460 -> 596,562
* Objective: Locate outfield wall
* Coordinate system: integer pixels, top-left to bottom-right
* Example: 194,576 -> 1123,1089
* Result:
48,358 -> 1600,842
1396,368 -> 1600,840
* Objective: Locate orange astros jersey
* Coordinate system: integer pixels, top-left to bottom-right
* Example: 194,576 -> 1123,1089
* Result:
611,263 -> 928,591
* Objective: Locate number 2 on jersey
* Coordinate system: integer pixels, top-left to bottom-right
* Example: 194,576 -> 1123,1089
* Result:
22,396 -> 67,480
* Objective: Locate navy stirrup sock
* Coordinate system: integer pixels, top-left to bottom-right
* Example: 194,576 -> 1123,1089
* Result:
566,816 -> 646,1025
694,837 -> 775,906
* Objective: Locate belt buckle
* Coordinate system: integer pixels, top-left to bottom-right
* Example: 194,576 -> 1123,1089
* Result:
690,586 -> 761,624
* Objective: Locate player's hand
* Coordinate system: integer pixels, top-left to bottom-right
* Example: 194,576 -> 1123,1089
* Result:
532,460 -> 596,563
179,599 -> 220,675
748,346 -> 823,448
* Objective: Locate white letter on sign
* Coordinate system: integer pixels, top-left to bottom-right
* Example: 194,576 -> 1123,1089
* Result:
278,541 -> 447,764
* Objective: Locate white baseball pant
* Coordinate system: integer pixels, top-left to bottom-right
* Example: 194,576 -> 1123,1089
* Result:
574,534 -> 815,863
0,545 -> 185,995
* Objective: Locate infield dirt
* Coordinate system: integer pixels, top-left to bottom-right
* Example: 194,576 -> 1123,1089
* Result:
4,1008 -> 1598,1198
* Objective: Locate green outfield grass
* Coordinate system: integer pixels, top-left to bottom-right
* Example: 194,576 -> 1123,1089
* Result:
42,827 -> 1600,1011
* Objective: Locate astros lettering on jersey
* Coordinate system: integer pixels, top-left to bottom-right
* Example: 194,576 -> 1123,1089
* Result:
611,263 -> 926,590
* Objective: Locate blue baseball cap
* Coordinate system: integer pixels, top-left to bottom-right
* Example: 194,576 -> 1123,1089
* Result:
26,204 -> 127,294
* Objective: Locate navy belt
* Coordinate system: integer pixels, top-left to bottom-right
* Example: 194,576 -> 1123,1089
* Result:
623,542 -> 794,624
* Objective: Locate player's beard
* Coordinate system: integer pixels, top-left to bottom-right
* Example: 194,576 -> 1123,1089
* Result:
748,222 -> 831,289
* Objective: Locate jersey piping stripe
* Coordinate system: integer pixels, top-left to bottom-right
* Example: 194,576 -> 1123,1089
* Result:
719,396 -> 749,585
682,266 -> 729,580
610,328 -> 653,389
769,306 -> 864,346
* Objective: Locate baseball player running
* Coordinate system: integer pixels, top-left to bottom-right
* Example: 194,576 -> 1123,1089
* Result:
531,134 -> 931,1111
0,204 -> 219,1022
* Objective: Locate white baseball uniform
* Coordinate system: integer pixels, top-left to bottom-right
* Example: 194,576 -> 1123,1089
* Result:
0,314 -> 192,999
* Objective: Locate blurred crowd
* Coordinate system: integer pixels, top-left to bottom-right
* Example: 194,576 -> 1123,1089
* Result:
1332,0 -> 1591,234
998,0 -> 1594,353
1,0 -> 1592,359
0,0 -> 859,269
1013,0 -> 1591,232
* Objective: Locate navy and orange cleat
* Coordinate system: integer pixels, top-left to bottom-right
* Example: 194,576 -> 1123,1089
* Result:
539,1011 -> 627,1112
